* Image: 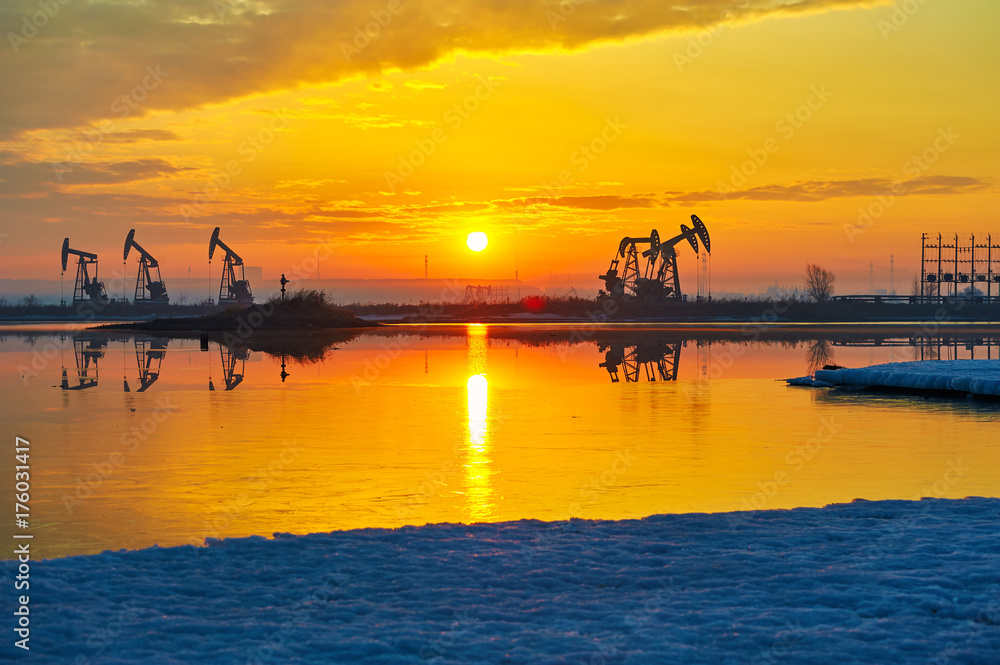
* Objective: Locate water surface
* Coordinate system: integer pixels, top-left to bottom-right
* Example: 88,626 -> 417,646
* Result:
2,324 -> 998,558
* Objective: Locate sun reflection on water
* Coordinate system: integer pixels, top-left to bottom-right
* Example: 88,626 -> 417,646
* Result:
465,325 -> 495,521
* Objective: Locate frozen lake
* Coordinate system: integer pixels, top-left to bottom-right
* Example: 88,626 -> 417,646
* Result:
2,323 -> 999,558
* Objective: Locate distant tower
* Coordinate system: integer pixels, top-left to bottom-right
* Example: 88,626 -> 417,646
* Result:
889,254 -> 895,296
870,261 -> 874,293
424,254 -> 428,280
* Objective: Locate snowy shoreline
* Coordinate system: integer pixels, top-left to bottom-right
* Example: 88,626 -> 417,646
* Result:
13,497 -> 1000,664
815,360 -> 1000,397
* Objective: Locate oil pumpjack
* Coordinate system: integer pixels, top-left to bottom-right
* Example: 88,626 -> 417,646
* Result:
124,229 -> 169,303
599,230 -> 660,299
599,215 -> 711,301
61,238 -> 109,304
208,227 -> 253,305
640,215 -> 711,300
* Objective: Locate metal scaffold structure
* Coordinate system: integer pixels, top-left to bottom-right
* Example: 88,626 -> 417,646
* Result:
921,233 -> 1000,302
599,215 -> 711,301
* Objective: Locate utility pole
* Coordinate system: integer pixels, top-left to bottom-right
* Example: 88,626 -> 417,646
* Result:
889,254 -> 895,295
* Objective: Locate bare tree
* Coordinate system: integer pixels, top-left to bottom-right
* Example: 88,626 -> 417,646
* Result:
804,264 -> 835,302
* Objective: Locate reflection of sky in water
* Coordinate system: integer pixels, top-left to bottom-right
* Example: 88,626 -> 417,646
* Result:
2,325 -> 999,558
465,325 -> 495,521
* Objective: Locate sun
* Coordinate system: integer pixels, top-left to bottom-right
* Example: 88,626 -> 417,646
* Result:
466,231 -> 488,252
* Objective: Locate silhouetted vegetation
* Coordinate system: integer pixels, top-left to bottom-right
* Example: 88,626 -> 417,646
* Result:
345,295 -> 1000,323
805,264 -> 836,302
97,289 -> 376,332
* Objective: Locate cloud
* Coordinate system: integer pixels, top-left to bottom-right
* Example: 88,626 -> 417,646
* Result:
541,194 -> 658,210
0,0 -> 883,137
404,80 -> 447,90
665,175 -> 993,203
275,178 -> 346,189
98,129 -> 183,143
0,154 -> 189,193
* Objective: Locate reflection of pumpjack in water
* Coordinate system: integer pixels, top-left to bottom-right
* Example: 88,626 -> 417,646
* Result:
125,338 -> 168,392
209,345 -> 248,391
599,342 -> 682,383
61,336 -> 107,390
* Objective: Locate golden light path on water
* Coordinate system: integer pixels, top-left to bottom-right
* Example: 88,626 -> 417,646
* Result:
465,324 -> 494,521
1,323 -> 999,558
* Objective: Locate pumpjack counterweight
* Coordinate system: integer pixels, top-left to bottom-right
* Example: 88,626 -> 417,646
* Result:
124,229 -> 169,304
208,227 -> 253,305
61,238 -> 108,304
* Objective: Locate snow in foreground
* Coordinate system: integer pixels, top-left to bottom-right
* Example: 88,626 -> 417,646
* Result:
15,498 -> 1000,664
815,360 -> 1000,396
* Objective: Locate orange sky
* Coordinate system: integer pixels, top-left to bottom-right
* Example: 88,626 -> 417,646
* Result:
0,0 -> 997,295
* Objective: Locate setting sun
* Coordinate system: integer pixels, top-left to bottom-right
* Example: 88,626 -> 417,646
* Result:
467,232 -> 489,252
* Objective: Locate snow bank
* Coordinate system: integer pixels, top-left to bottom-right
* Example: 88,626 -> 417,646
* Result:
13,498 -> 1000,664
815,359 -> 1000,396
